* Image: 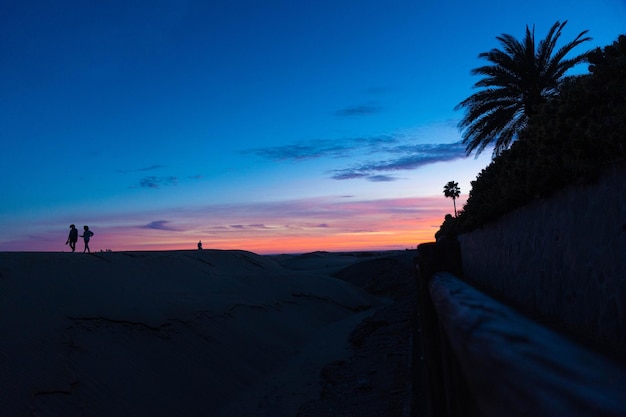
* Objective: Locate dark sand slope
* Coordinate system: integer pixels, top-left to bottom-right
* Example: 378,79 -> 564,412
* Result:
296,251 -> 419,417
0,250 -> 415,417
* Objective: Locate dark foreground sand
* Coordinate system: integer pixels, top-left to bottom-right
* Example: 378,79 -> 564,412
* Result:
0,249 -> 420,417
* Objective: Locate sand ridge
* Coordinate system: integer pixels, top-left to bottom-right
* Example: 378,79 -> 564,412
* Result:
0,249 -> 412,416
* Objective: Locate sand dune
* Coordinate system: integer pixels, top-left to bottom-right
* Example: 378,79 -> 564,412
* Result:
0,249 -> 405,416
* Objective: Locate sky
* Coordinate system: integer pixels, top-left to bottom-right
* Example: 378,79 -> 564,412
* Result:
1,0 -> 624,254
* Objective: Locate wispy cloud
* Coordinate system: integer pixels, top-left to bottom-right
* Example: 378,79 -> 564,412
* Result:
334,103 -> 383,117
248,224 -> 272,229
118,164 -> 165,173
139,220 -> 181,231
245,143 -> 345,161
127,174 -> 202,189
137,176 -> 178,189
330,142 -> 467,180
118,165 -> 185,189
228,224 -> 274,230
247,129 -> 467,181
367,175 -> 399,182
244,135 -> 398,161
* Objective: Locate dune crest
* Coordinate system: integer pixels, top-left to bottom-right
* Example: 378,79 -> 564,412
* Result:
0,250 -> 389,416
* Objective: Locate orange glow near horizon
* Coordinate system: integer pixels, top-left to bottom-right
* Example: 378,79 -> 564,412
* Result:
0,195 -> 453,254
91,215 -> 441,255
103,226 -> 438,254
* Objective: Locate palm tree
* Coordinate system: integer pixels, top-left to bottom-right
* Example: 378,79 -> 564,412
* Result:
443,181 -> 461,217
455,21 -> 591,157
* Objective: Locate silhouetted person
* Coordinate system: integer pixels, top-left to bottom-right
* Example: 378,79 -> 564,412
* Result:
80,225 -> 94,253
197,240 -> 202,250
66,224 -> 78,252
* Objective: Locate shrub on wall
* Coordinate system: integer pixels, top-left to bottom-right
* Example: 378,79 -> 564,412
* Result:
437,35 -> 626,239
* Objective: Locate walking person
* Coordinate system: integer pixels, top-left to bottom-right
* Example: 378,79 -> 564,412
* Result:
80,225 -> 94,253
66,224 -> 78,252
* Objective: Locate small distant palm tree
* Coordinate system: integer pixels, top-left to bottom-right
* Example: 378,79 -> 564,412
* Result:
443,181 -> 461,217
455,21 -> 591,157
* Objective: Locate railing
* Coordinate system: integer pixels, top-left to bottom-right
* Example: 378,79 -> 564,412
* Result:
415,242 -> 626,417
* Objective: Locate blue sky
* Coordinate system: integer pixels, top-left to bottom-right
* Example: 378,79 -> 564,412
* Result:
1,0 -> 624,253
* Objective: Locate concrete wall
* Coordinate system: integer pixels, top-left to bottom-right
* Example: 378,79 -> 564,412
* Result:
458,163 -> 626,355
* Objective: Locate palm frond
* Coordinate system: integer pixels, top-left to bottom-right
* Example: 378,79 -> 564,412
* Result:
455,21 -> 591,157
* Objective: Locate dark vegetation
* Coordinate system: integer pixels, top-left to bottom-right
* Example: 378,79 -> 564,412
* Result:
443,181 -> 461,217
455,21 -> 592,157
438,35 -> 626,239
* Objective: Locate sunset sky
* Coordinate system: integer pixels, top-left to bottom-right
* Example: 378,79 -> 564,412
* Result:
1,0 -> 624,254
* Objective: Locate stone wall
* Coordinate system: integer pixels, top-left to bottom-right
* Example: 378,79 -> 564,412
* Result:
457,163 -> 626,356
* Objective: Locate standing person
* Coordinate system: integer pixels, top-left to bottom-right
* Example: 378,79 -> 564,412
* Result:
66,224 -> 78,252
197,240 -> 203,250
80,225 -> 94,253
